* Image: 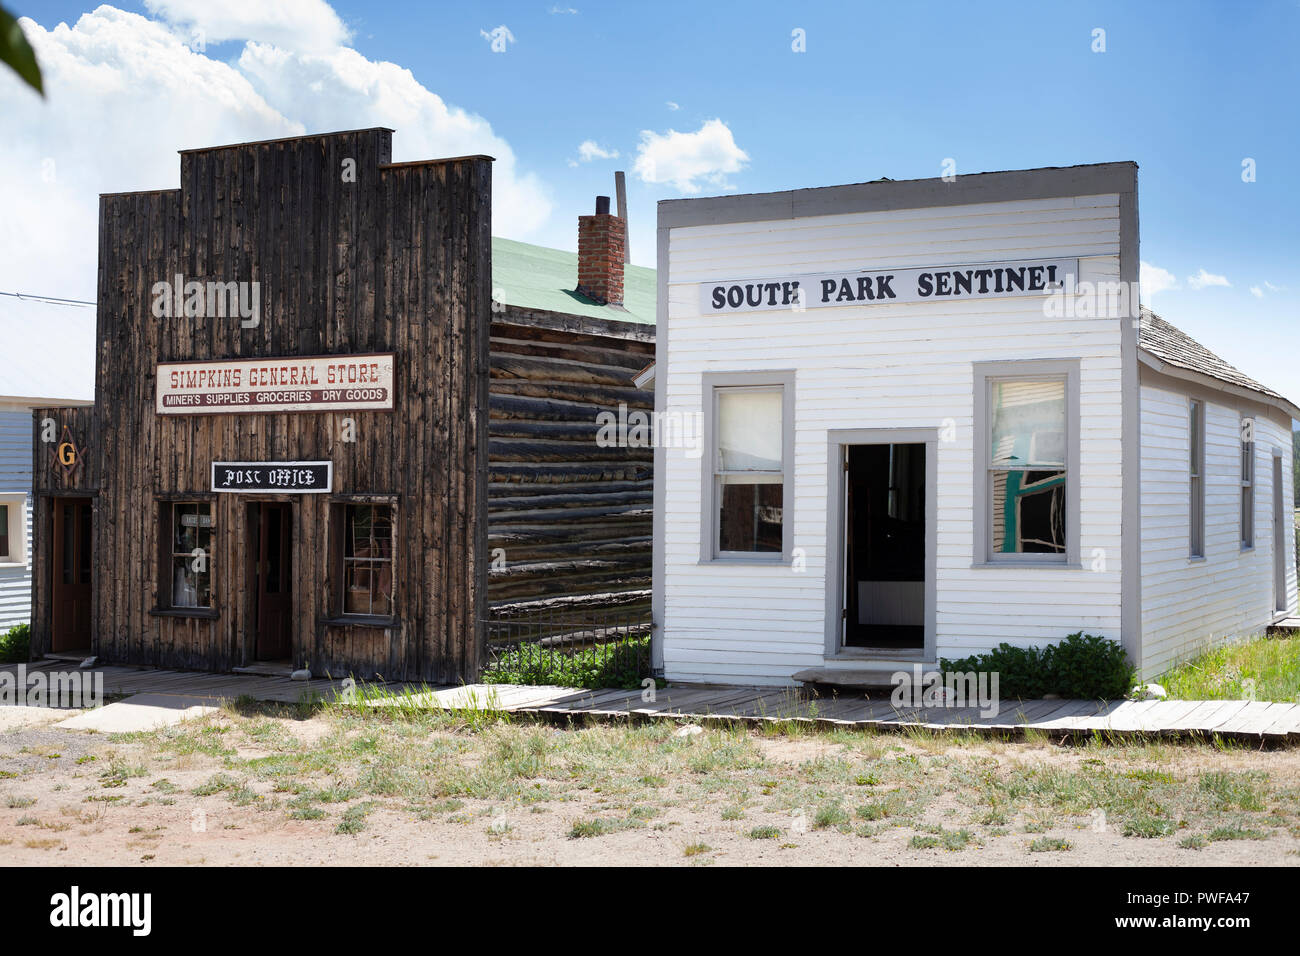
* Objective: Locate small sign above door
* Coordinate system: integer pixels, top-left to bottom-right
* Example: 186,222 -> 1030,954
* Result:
211,461 -> 333,494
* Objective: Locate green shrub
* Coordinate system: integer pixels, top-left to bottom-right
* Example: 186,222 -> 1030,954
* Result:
940,632 -> 1135,700
0,623 -> 30,664
483,634 -> 662,690
1050,632 -> 1135,699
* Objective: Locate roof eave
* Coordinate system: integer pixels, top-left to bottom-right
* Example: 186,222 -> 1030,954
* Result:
1138,349 -> 1300,421
0,395 -> 94,409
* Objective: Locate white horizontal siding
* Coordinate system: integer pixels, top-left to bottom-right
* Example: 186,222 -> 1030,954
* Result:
1139,386 -> 1296,677
0,408 -> 33,628
662,194 -> 1125,685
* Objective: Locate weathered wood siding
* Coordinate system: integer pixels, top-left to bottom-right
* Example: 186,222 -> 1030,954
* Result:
488,309 -> 653,615
1139,376 -> 1297,676
38,130 -> 490,682
28,404 -> 96,656
661,194 -> 1126,685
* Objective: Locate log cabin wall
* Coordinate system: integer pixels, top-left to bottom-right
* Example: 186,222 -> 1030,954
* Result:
53,129 -> 491,682
488,307 -> 654,617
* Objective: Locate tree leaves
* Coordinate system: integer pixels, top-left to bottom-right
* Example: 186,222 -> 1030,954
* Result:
0,5 -> 43,96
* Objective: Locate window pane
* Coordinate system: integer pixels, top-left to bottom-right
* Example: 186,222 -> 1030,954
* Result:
990,380 -> 1066,467
0,504 -> 8,558
1242,488 -> 1253,548
992,469 -> 1065,554
343,504 -> 393,615
1190,403 -> 1202,476
717,388 -> 782,471
173,556 -> 199,607
169,502 -> 213,608
718,476 -> 782,552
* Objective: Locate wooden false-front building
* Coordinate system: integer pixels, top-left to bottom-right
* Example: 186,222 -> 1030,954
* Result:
29,128 -> 654,682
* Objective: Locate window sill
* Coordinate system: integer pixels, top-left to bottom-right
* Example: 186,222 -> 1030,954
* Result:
0,561 -> 28,569
697,557 -> 790,567
321,615 -> 399,630
1188,555 -> 1207,564
150,607 -> 219,620
830,648 -> 929,663
969,561 -> 1081,570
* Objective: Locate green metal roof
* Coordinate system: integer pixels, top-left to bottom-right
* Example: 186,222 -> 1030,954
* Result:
492,236 -> 656,325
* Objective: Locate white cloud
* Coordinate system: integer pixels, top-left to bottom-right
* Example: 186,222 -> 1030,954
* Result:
548,6 -> 579,13
1187,268 -> 1230,290
1264,280 -> 1281,292
1140,261 -> 1179,299
236,42 -> 551,234
576,140 -> 618,163
1250,286 -> 1263,298
0,3 -> 552,308
665,100 -> 680,111
633,118 -> 748,194
143,0 -> 351,53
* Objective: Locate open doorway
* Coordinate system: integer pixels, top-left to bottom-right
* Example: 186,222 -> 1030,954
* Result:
842,443 -> 926,649
247,502 -> 293,662
50,497 -> 93,654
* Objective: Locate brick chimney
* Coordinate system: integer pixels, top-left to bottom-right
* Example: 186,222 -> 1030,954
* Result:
577,195 -> 625,306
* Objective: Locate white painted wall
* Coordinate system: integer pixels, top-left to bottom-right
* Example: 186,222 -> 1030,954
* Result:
1139,384 -> 1296,677
661,195 -> 1126,685
0,407 -> 33,629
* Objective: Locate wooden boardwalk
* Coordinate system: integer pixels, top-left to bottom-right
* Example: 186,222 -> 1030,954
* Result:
3,661 -> 1298,741
414,683 -> 1300,742
0,660 -> 395,705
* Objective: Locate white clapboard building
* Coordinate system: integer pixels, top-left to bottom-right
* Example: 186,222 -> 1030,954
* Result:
0,298 -> 95,630
649,163 -> 1297,685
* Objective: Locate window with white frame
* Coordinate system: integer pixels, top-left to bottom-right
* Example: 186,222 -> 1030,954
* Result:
1189,399 -> 1205,558
1240,417 -> 1254,550
0,494 -> 27,566
974,360 -> 1078,565
703,374 -> 791,559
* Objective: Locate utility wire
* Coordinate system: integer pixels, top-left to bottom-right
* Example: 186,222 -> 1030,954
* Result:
0,290 -> 96,307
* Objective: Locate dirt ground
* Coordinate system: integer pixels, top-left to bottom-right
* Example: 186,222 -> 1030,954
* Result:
1,702 -> 1298,866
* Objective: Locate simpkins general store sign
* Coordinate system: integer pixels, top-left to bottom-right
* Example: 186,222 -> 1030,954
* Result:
155,353 -> 395,415
700,257 -> 1078,314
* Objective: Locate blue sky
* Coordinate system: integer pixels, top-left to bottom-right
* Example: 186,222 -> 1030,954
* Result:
5,0 -> 1298,401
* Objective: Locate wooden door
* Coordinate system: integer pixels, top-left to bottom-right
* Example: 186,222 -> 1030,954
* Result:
255,504 -> 293,660
51,498 -> 92,652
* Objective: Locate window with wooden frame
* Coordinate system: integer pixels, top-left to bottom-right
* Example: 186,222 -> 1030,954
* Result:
1189,400 -> 1205,558
0,503 -> 9,560
160,501 -> 214,609
1240,417 -> 1255,550
332,504 -> 394,618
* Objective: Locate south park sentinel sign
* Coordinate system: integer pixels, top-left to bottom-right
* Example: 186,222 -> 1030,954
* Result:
700,258 -> 1078,314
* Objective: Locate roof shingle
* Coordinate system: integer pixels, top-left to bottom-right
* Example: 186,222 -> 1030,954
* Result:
1138,307 -> 1294,413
